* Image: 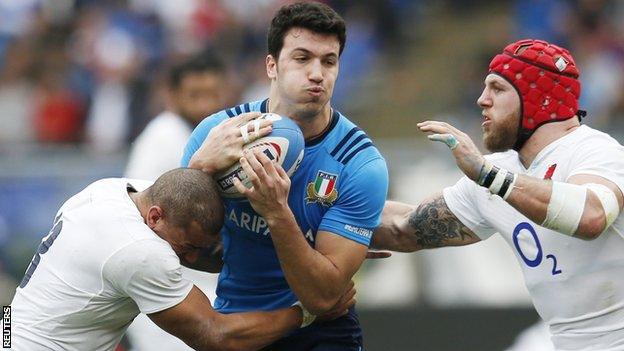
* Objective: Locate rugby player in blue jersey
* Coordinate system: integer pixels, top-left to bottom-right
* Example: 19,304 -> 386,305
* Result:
181,2 -> 388,350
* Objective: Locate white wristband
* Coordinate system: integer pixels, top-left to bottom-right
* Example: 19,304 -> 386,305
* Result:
502,173 -> 518,200
476,161 -> 517,199
292,301 -> 316,328
488,168 -> 508,195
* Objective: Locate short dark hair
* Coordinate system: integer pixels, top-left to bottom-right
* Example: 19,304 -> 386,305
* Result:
267,1 -> 346,59
168,51 -> 225,89
147,168 -> 224,236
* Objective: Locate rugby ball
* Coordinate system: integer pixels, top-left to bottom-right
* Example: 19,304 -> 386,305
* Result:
214,113 -> 305,198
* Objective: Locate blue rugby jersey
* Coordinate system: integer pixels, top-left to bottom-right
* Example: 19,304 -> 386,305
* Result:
182,99 -> 388,313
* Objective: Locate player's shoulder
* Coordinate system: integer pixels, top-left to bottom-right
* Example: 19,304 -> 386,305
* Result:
103,236 -> 180,285
568,125 -> 623,149
221,99 -> 268,118
55,179 -> 159,263
192,99 -> 268,135
112,237 -> 176,266
86,178 -> 150,202
65,178 -> 127,209
322,110 -> 385,169
82,178 -> 155,238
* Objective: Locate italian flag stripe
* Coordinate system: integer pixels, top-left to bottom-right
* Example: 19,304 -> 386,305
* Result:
315,177 -> 324,192
327,178 -> 335,192
318,179 -> 330,195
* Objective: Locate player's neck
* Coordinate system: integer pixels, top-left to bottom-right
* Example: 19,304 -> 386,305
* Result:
267,96 -> 332,141
129,191 -> 149,221
129,191 -> 169,241
518,118 -> 581,168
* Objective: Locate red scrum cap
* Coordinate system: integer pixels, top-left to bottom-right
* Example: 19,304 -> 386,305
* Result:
488,39 -> 584,149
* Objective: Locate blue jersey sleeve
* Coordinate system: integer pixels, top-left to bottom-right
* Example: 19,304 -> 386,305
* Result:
318,157 -> 389,246
181,112 -> 229,167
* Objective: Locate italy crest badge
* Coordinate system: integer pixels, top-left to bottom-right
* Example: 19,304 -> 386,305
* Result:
306,170 -> 338,206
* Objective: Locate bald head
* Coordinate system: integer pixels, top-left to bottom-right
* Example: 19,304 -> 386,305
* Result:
145,168 -> 224,237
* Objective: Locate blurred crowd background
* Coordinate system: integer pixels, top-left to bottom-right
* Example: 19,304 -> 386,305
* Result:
1,0 -> 623,349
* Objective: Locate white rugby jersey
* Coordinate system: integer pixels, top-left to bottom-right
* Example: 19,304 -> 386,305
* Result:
10,178 -> 193,351
444,125 -> 624,351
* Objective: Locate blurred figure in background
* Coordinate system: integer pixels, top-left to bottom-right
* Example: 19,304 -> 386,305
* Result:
0,39 -> 36,144
125,52 -> 226,179
81,6 -> 151,153
124,52 -> 227,351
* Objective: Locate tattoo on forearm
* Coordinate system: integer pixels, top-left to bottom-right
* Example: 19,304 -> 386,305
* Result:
407,196 -> 476,248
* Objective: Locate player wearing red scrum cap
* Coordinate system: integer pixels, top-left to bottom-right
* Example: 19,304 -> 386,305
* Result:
373,39 -> 624,350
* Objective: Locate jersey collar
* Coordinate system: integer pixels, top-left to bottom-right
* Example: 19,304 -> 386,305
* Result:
305,109 -> 340,147
261,98 -> 340,147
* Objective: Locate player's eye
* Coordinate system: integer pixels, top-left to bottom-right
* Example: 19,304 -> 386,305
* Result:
491,85 -> 503,93
294,56 -> 308,63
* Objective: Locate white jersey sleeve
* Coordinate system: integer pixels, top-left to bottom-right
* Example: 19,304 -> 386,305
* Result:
566,131 -> 624,194
104,239 -> 193,314
443,175 -> 497,240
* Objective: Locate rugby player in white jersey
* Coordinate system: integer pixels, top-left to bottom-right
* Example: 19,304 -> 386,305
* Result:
373,39 -> 624,350
10,168 -> 352,351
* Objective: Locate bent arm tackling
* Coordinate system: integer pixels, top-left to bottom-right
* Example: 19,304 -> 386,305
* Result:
372,193 -> 480,252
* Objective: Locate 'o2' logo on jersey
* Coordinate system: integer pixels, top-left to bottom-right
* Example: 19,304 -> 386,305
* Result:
512,222 -> 562,276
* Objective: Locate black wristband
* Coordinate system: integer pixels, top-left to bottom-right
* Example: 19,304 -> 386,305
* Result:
497,171 -> 516,198
481,165 -> 499,188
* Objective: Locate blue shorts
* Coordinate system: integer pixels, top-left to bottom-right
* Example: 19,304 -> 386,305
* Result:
261,307 -> 363,351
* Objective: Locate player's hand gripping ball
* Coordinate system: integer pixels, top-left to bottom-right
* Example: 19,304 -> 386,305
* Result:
214,113 -> 305,198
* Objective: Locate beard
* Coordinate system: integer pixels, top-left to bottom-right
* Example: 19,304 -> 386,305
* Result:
482,111 -> 520,152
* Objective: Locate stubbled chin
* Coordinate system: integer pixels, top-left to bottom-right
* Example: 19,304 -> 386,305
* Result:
483,133 -> 500,152
482,130 -> 491,144
301,97 -> 328,110
483,136 -> 492,152
484,136 -> 513,153
293,102 -> 324,119
306,94 -> 322,103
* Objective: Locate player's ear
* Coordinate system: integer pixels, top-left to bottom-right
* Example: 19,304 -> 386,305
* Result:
146,206 -> 165,229
267,54 -> 277,79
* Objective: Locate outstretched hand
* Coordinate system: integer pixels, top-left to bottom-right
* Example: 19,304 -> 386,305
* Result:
189,112 -> 273,174
417,120 -> 485,182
